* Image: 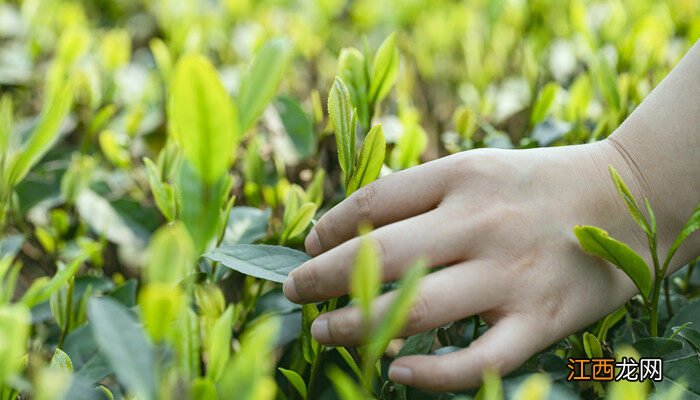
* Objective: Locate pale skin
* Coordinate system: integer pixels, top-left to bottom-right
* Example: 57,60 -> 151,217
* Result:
283,40 -> 700,391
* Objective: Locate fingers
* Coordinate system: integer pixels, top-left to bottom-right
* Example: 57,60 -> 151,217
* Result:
308,261 -> 502,346
388,316 -> 542,392
306,160 -> 450,256
284,208 -> 471,304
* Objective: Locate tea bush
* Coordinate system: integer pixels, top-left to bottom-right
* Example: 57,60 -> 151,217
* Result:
0,0 -> 698,399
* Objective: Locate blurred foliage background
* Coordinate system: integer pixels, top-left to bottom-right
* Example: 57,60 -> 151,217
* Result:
0,0 -> 699,399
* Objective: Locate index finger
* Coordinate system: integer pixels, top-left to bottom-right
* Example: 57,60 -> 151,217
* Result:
306,159 -> 450,256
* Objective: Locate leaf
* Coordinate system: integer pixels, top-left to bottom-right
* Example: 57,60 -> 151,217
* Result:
391,121 -> 427,170
222,206 -> 271,245
513,374 -> 551,400
369,33 -> 399,107
632,337 -> 683,358
138,283 -> 186,343
475,369 -> 504,400
145,222 -> 194,285
328,367 -> 366,400
396,329 -> 437,358
675,327 -> 700,353
338,47 -> 370,128
574,225 -> 652,299
21,255 -> 86,307
663,355 -> 700,397
367,260 -> 427,363
6,83 -> 73,188
350,234 -> 381,328
583,332 -> 604,358
237,38 -> 293,134
169,54 -> 238,184
204,244 -> 311,283
335,347 -> 362,380
0,95 -> 12,157
327,77 -> 356,177
0,304 -> 31,382
301,304 -> 319,364
88,297 -> 155,400
281,202 -> 317,244
346,124 -> 386,196
278,368 -> 307,399
207,306 -> 234,381
51,348 -> 73,373
149,38 -> 172,84
305,169 -> 326,207
608,165 -> 649,235
143,157 -> 175,221
664,203 -> 700,269
275,96 -> 315,159
597,305 -> 626,342
191,378 -> 217,400
530,82 -> 559,125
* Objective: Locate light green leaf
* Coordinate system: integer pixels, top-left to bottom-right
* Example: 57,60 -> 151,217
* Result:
281,202 -> 317,244
328,367 -> 366,400
143,157 -> 176,221
301,304 -> 320,364
327,77 -> 356,177
6,83 -> 73,188
88,297 -> 155,400
0,95 -> 12,157
278,368 -> 307,399
0,304 -> 31,382
191,378 -> 217,400
149,38 -> 172,85
583,331 -> 604,358
391,120 -> 427,170
305,169 -> 326,207
169,54 -> 238,184
338,47 -> 370,128
597,305 -> 626,342
530,82 -> 559,125
139,283 -> 186,343
664,203 -> 700,270
237,38 -> 293,134
145,222 -> 195,285
50,348 -> 73,373
346,124 -> 385,196
21,255 -> 86,308
367,260 -> 426,364
369,33 -> 399,107
335,347 -> 362,380
475,369 -> 504,400
351,234 -> 381,329
204,244 -> 311,283
608,165 -> 649,235
574,225 -> 652,299
513,374 -> 551,400
207,306 -> 234,381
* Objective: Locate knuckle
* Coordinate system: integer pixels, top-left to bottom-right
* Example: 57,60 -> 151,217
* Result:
352,184 -> 376,222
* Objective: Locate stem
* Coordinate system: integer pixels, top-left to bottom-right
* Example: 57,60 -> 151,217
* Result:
664,278 -> 673,316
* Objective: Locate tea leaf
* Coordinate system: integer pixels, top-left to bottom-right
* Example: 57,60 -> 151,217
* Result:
50,348 -> 73,373
369,33 -> 399,107
475,369 -> 504,400
396,329 -> 437,357
328,367 -> 366,400
237,39 -> 293,134
143,157 -> 176,221
574,225 -> 652,299
221,207 -> 271,245
0,95 -> 12,157
207,306 -> 235,381
530,82 -> 559,125
583,332 -> 603,358
205,244 -> 311,283
6,83 -> 73,188
21,255 -> 86,307
335,347 -> 362,380
338,47 -> 370,128
328,77 -> 356,177
145,222 -> 195,285
0,304 -> 30,382
191,378 -> 217,400
608,165 -> 649,235
632,337 -> 683,358
281,202 -> 317,244
88,297 -> 156,400
169,54 -> 238,184
139,283 -> 186,343
351,234 -> 381,327
513,374 -> 551,400
278,368 -> 307,399
301,304 -> 320,364
346,123 -> 385,195
663,203 -> 700,270
275,96 -> 315,159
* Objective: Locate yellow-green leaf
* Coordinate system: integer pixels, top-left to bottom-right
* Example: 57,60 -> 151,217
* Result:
351,234 -> 381,329
169,54 -> 238,184
338,47 -> 369,128
369,33 -> 399,107
327,77 -> 356,177
530,82 -> 559,125
346,124 -> 385,196
608,165 -> 649,234
574,225 -> 651,299
583,331 -> 604,358
278,368 -> 307,399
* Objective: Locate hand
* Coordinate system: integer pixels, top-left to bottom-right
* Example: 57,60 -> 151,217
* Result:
283,140 -> 654,391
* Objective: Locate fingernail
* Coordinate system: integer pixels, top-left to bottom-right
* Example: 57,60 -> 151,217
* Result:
283,275 -> 301,303
311,317 -> 330,343
305,229 -> 322,255
388,365 -> 413,383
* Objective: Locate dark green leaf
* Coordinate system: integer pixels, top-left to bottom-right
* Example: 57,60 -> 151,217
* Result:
632,337 -> 683,358
275,96 -> 315,159
204,244 -> 311,283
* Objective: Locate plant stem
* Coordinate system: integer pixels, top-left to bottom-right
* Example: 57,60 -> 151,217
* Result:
664,278 -> 673,316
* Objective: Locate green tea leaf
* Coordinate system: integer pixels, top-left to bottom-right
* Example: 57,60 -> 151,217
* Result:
346,123 -> 385,196
369,33 -> 399,107
275,96 -> 315,159
338,47 -> 370,128
513,374 -> 551,400
475,369 -> 504,400
351,234 -> 381,328
663,203 -> 700,270
574,225 -> 652,299
608,165 -> 649,235
305,169 -> 326,207
51,348 -> 73,373
0,95 -> 12,157
301,304 -> 320,364
6,83 -> 73,188
207,306 -> 234,381
143,157 -> 176,221
583,331 -> 604,358
237,38 -> 293,134
391,120 -> 427,170
281,202 -> 317,244
149,38 -> 172,85
21,255 -> 86,307
396,329 -> 437,357
88,297 -> 155,400
0,304 -> 30,382
335,347 -> 362,380
191,378 -> 217,400
139,283 -> 186,343
328,367 -> 366,400
530,82 -> 559,125
632,337 -> 683,358
327,77 -> 356,177
675,327 -> 700,353
145,222 -> 195,285
204,244 -> 311,283
169,54 -> 238,184
278,368 -> 307,399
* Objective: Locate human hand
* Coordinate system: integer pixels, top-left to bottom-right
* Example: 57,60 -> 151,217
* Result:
283,140 -> 657,391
